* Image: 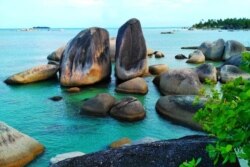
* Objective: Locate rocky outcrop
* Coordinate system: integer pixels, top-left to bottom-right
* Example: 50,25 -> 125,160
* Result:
159,69 -> 202,95
51,135 -> 240,167
109,137 -> 132,149
109,37 -> 116,62
47,46 -> 65,62
110,97 -> 145,122
0,122 -> 44,167
149,64 -> 168,75
220,65 -> 250,83
80,93 -> 116,116
5,64 -> 59,84
222,40 -> 246,60
115,77 -> 148,94
154,51 -> 164,58
156,95 -> 205,130
115,18 -> 148,81
50,152 -> 85,166
175,54 -> 187,59
60,27 -> 111,86
195,63 -> 217,83
186,50 -> 205,64
199,39 -> 225,61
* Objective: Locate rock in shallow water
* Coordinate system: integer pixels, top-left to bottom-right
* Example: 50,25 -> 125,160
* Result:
0,122 -> 44,167
51,135 -> 240,167
60,27 -> 111,87
220,65 -> 250,83
186,50 -> 205,64
149,64 -> 168,75
199,39 -> 225,61
115,18 -> 148,81
222,40 -> 246,60
109,137 -> 132,149
49,96 -> 63,101
5,64 -> 59,84
195,63 -> 217,83
115,77 -> 148,94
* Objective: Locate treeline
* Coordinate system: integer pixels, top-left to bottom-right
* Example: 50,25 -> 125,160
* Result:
192,18 -> 250,29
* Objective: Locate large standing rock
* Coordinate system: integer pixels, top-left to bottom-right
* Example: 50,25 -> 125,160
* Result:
156,95 -> 205,130
195,63 -> 217,83
115,77 -> 148,94
109,37 -> 116,62
60,27 -> 111,87
5,64 -> 59,84
110,97 -> 145,122
80,93 -> 116,116
222,40 -> 246,60
115,18 -> 148,81
186,50 -> 205,64
51,135 -> 240,167
0,122 -> 44,167
149,64 -> 169,75
159,69 -> 202,95
199,39 -> 225,61
47,46 -> 65,62
220,65 -> 250,83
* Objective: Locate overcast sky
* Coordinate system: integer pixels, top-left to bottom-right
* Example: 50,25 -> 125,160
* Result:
0,0 -> 250,28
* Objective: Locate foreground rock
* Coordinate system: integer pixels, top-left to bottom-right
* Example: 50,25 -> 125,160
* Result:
81,93 -> 116,116
175,54 -> 187,59
109,37 -> 116,62
109,137 -> 132,148
220,65 -> 250,83
50,152 -> 85,166
223,40 -> 246,60
60,27 -> 111,86
0,122 -> 44,167
195,63 -> 217,83
199,39 -> 225,61
115,18 -> 148,81
51,135 -> 240,167
110,97 -> 145,122
149,64 -> 168,75
116,77 -> 148,94
47,46 -> 65,62
5,64 -> 59,84
156,95 -> 205,130
159,69 -> 202,95
186,50 -> 205,64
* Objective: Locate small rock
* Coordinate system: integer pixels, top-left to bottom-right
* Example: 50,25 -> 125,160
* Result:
66,87 -> 81,93
154,51 -> 165,58
149,64 -> 169,75
186,50 -> 205,64
109,137 -> 132,148
147,48 -> 154,57
175,54 -> 187,59
49,96 -> 63,101
115,77 -> 148,94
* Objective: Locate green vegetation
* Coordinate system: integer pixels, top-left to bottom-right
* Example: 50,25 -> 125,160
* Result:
192,18 -> 250,29
179,158 -> 202,167
194,52 -> 250,166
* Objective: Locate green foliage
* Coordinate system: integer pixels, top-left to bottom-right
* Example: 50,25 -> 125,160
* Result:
179,158 -> 202,167
192,18 -> 250,29
194,53 -> 250,166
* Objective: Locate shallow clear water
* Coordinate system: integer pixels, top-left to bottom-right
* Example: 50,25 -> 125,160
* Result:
0,28 -> 250,166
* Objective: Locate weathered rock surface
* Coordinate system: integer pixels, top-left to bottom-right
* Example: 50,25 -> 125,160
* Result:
5,64 -> 59,84
115,77 -> 148,94
222,54 -> 242,67
109,137 -> 132,149
186,50 -> 205,64
175,54 -> 187,59
51,135 -> 240,167
159,69 -> 202,95
60,27 -> 111,86
50,152 -> 85,166
220,65 -> 250,83
115,18 -> 148,81
149,64 -> 168,75
223,40 -> 246,60
154,51 -> 164,58
109,37 -> 116,62
110,97 -> 145,122
152,75 -> 161,87
0,122 -> 44,167
80,93 -> 116,116
195,63 -> 217,83
47,46 -> 65,62
156,95 -> 205,130
132,137 -> 159,145
199,39 -> 225,61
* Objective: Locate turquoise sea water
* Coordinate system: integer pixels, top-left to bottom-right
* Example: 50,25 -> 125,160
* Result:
0,28 -> 250,166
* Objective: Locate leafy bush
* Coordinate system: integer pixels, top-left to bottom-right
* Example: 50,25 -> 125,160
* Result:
179,158 -> 202,167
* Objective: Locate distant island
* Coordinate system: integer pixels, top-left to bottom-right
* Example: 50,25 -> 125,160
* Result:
19,26 -> 51,31
192,18 -> 250,30
33,26 -> 50,30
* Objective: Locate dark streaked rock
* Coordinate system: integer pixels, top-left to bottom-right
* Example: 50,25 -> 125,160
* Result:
195,63 -> 217,83
222,40 -> 246,60
220,65 -> 250,83
199,39 -> 225,61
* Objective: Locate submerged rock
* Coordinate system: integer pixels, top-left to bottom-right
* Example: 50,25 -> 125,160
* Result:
199,39 -> 225,61
186,50 -> 205,64
109,137 -> 132,149
60,27 -> 111,86
220,65 -> 250,83
156,95 -> 205,130
49,96 -> 63,101
66,87 -> 81,93
195,63 -> 217,83
50,152 -> 85,166
47,46 -> 65,62
115,77 -> 148,94
80,93 -> 116,116
159,69 -> 202,95
0,122 -> 44,167
5,64 -> 59,84
110,96 -> 145,122
222,40 -> 246,60
115,18 -> 148,81
149,64 -> 169,75
51,135 -> 240,167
